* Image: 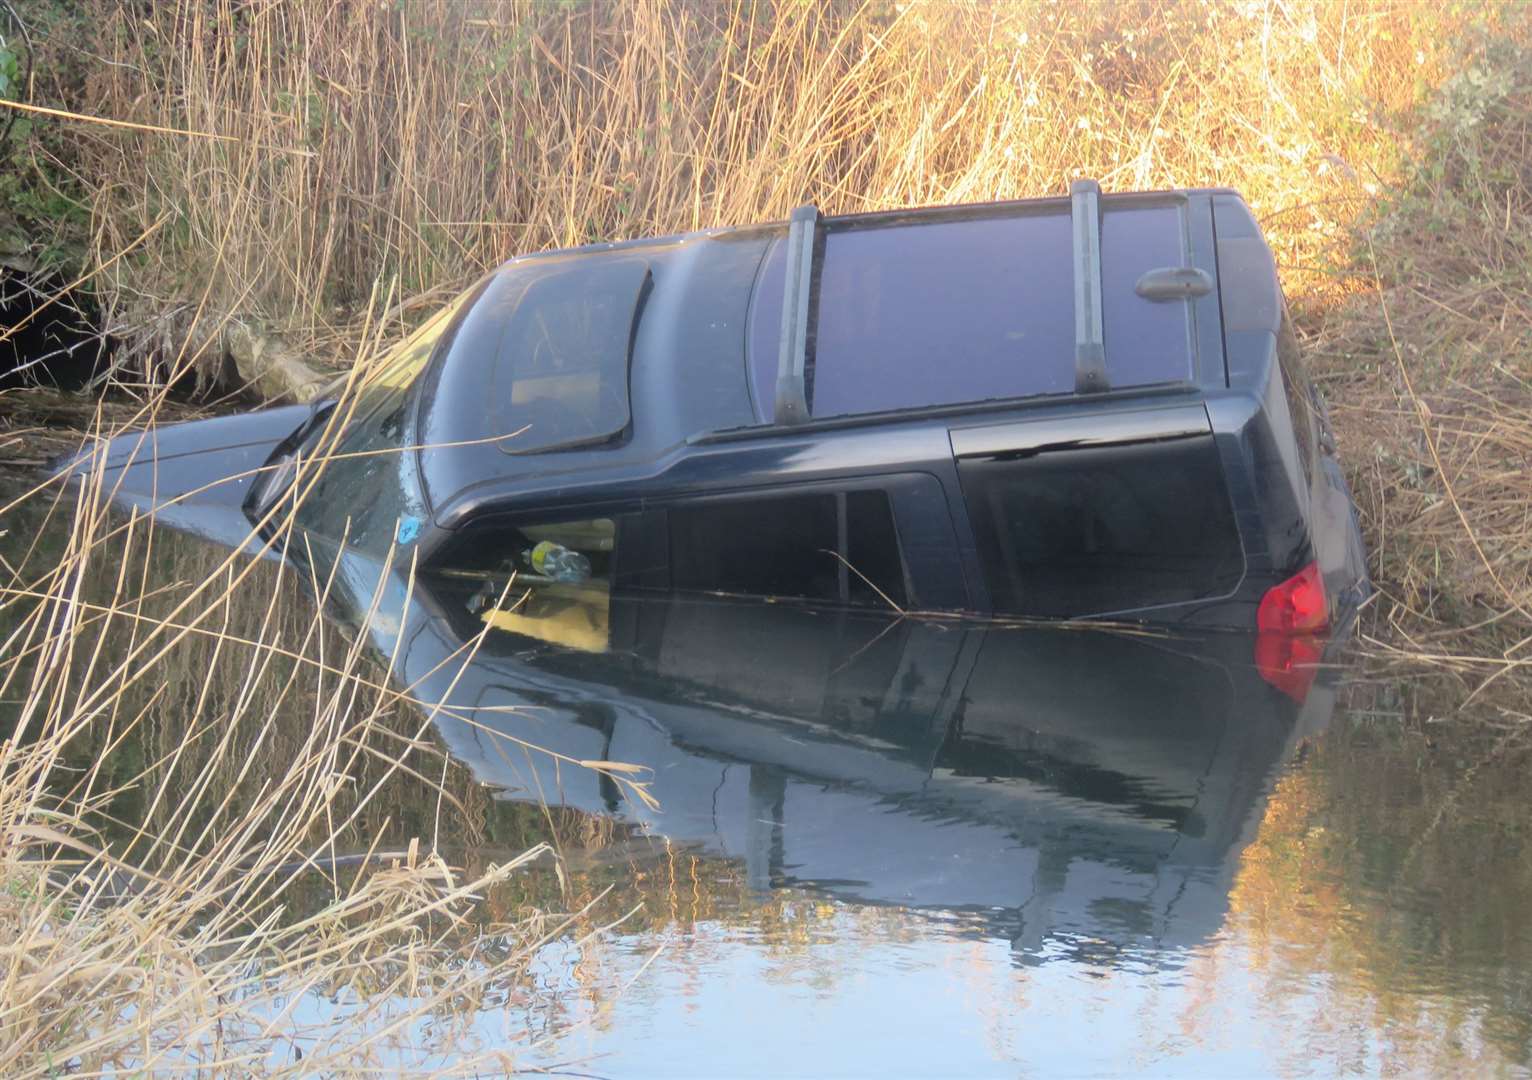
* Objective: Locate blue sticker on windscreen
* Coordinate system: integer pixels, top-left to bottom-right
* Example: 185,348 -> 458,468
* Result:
395,515 -> 423,545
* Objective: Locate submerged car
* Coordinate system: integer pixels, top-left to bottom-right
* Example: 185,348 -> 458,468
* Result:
74,180 -> 1368,637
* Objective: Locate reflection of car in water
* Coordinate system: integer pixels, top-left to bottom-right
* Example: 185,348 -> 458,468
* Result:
384,569 -> 1345,961
67,182 -> 1368,635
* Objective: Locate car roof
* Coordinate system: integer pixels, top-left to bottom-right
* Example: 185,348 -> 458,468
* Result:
414,184 -> 1280,528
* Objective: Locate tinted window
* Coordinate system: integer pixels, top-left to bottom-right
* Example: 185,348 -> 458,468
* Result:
296,291 -> 475,553
668,491 -> 907,608
844,490 -> 907,606
746,205 -> 1199,422
1277,311 -> 1318,477
959,436 -> 1243,617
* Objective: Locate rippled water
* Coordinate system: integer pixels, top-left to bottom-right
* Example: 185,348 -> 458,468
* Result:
5,474 -> 1531,1077
496,709 -> 1531,1079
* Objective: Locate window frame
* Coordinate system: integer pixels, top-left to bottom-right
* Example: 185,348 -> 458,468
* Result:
430,477 -> 920,616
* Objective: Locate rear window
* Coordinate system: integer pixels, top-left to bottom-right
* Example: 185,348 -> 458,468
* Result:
747,203 -> 1198,421
958,435 -> 1243,617
1277,310 -> 1319,478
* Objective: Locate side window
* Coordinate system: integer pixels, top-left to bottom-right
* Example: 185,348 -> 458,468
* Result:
667,490 -> 908,608
1277,311 -> 1319,477
425,490 -> 910,650
959,436 -> 1244,618
430,516 -> 616,653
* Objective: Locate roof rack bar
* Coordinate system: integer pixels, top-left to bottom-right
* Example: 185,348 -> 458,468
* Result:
1070,179 -> 1110,394
774,203 -> 821,425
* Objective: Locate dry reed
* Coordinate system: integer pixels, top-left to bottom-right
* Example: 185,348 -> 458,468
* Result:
5,0 -> 1532,1070
0,317 -> 648,1071
65,2 -> 1466,364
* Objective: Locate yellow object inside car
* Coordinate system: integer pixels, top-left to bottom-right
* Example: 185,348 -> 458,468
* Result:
478,517 -> 614,653
481,590 -> 610,653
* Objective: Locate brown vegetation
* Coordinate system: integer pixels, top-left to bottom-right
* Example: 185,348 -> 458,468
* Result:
0,460 -> 627,1073
3,0 -> 1532,1071
70,1 -> 1458,354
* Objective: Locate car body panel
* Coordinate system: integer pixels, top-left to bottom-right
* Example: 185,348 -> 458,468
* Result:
61,404 -> 309,553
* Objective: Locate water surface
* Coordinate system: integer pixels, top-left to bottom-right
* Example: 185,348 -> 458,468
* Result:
5,477 -> 1530,1077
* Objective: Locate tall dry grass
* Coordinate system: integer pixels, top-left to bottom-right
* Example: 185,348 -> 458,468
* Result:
71,1 -> 1463,364
4,0 -> 1532,1069
0,323 -> 647,1072
1302,33 -> 1532,687
62,0 -> 1532,637
59,0 -> 1532,657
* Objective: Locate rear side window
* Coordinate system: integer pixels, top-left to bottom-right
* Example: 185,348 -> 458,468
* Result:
959,436 -> 1243,617
668,490 -> 907,608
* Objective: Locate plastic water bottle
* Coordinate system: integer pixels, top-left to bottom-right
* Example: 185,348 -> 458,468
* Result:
525,540 -> 591,583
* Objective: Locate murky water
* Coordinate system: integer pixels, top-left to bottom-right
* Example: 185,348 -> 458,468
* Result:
5,476 -> 1531,1077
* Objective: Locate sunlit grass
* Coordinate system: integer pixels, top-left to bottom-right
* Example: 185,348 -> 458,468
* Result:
53,0 -> 1532,656
3,0 -> 1532,1071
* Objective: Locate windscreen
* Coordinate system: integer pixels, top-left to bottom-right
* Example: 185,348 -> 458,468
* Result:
294,290 -> 475,553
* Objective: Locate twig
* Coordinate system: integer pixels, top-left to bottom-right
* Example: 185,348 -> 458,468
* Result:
0,97 -> 316,157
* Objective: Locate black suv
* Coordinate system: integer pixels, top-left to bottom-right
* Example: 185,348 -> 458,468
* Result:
80,182 -> 1369,637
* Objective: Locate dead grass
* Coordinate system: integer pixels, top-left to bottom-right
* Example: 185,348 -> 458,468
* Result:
4,0 -> 1532,1070
34,0 -> 1529,669
17,1 -> 1517,633
1297,33 -> 1532,685
57,2 -> 1468,367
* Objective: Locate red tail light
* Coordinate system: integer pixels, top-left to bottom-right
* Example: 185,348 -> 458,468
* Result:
1257,562 -> 1329,635
1255,631 -> 1323,702
1255,561 -> 1329,702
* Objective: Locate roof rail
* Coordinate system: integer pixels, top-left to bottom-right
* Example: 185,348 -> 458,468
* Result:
1070,179 -> 1110,394
774,203 -> 821,425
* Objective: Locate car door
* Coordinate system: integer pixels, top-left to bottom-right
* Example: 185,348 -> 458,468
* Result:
653,473 -> 968,612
